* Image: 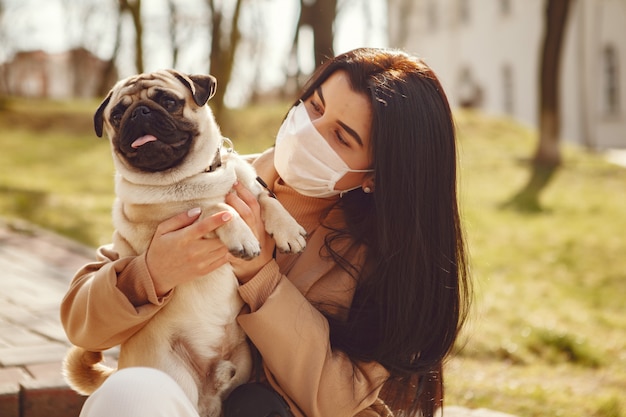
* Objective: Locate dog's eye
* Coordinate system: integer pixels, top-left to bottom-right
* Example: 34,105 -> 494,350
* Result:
110,110 -> 123,127
109,103 -> 127,128
160,96 -> 180,112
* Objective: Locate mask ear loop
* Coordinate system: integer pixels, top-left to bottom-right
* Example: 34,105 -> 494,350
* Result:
338,168 -> 375,197
339,184 -> 367,198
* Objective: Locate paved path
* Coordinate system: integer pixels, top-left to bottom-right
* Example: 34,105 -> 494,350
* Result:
0,219 -> 95,417
0,218 -> 516,417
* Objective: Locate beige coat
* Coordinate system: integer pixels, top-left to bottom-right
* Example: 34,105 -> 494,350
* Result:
60,149 -> 392,417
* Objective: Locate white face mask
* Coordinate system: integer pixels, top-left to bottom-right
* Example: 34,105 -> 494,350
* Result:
274,102 -> 373,198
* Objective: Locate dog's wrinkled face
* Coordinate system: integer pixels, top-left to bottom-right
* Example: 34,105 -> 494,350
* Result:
95,70 -> 217,173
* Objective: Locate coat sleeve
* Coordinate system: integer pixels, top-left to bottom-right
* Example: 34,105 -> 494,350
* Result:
237,261 -> 390,417
60,245 -> 173,351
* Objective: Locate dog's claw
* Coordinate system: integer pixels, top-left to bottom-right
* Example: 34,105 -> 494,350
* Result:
228,246 -> 260,260
273,228 -> 307,254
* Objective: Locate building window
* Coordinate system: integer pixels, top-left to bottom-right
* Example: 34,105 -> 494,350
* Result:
603,44 -> 620,115
502,64 -> 514,114
458,67 -> 483,108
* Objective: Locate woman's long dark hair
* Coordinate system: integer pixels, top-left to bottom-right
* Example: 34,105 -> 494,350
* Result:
295,48 -> 472,417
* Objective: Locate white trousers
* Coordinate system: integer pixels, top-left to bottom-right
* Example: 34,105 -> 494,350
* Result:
79,367 -> 200,417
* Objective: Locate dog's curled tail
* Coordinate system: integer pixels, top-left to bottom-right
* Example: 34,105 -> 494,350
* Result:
62,346 -> 116,395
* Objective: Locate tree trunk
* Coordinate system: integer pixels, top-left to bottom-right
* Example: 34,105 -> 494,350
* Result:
121,0 -> 144,74
388,0 -> 415,47
505,0 -> 573,212
206,0 -> 243,122
97,2 -> 124,96
300,0 -> 337,67
167,0 -> 180,68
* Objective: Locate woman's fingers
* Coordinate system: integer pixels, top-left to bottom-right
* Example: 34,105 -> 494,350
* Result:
232,181 -> 260,208
146,209 -> 234,295
148,180 -> 273,288
226,181 -> 261,229
190,210 -> 233,238
225,186 -> 251,221
154,207 -> 202,236
225,181 -> 276,282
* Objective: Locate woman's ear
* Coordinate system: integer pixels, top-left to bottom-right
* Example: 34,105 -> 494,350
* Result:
362,174 -> 375,193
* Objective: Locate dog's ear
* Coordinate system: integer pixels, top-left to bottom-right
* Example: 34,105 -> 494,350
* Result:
171,71 -> 217,106
189,74 -> 217,105
94,92 -> 112,138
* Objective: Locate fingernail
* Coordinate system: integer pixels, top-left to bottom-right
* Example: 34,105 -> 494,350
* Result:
233,180 -> 239,187
221,212 -> 232,222
187,207 -> 201,217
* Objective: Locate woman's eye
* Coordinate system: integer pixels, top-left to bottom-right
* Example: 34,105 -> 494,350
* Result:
335,131 -> 349,147
310,100 -> 322,114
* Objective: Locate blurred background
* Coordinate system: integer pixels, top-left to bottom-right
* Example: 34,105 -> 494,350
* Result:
0,1 -> 625,416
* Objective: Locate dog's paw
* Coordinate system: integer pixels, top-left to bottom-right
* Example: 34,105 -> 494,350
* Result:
258,195 -> 307,253
271,222 -> 307,254
216,217 -> 261,260
228,240 -> 261,260
213,360 -> 238,392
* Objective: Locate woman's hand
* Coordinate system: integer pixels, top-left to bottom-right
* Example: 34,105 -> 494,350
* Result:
226,181 -> 275,283
146,208 -> 233,296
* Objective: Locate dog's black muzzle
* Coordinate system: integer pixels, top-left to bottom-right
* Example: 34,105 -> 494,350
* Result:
116,102 -> 198,172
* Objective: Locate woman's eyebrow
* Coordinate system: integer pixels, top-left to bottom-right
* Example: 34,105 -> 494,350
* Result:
338,121 -> 364,147
317,85 -> 363,147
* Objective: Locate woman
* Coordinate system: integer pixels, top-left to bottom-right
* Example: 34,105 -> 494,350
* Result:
61,47 -> 471,417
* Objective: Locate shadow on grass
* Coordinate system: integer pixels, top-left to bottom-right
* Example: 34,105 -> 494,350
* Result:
500,159 -> 560,213
526,327 -> 603,368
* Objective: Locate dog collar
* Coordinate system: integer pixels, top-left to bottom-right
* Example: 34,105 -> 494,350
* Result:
206,137 -> 234,172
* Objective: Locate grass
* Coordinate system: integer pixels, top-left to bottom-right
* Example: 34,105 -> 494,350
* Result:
1,98 -> 625,416
447,111 -> 626,416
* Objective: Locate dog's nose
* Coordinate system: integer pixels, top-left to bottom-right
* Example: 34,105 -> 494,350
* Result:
131,105 -> 151,120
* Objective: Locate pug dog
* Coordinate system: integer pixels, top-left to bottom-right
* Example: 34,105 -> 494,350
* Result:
63,70 -> 306,417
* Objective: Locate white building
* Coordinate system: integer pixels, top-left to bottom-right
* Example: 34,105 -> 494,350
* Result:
388,0 -> 626,149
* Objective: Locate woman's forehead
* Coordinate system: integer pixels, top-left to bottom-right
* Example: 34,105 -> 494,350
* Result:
320,71 -> 372,144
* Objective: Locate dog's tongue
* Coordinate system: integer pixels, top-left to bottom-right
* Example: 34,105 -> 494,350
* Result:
131,135 -> 158,148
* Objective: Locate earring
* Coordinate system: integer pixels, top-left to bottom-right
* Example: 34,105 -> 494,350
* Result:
363,186 -> 372,194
